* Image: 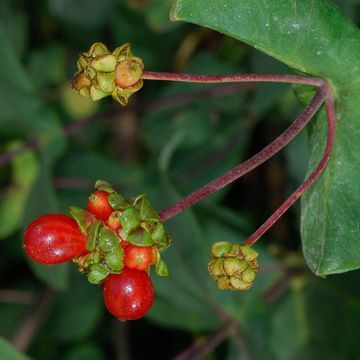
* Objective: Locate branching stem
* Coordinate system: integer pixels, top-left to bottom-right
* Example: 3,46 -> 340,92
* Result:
155,71 -> 332,224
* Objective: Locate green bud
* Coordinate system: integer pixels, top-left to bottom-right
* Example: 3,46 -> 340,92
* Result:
87,264 -> 109,285
208,241 -> 259,291
240,245 -> 259,262
97,72 -> 115,93
91,54 -> 116,72
86,42 -> 109,58
99,226 -> 120,252
242,268 -> 256,283
105,248 -> 124,271
211,241 -> 233,258
230,276 -> 252,291
208,258 -> 224,277
217,276 -> 230,290
90,86 -> 108,101
223,258 -> 248,276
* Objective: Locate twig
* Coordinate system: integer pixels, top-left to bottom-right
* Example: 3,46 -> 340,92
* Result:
173,322 -> 233,360
112,320 -> 131,360
0,83 -> 247,168
11,289 -> 56,353
160,86 -> 327,221
0,289 -> 37,305
245,89 -> 335,244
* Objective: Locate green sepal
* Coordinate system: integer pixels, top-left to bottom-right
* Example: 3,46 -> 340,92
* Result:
94,180 -> 115,193
69,206 -> 96,235
120,207 -> 140,234
90,86 -> 108,101
211,241 -> 233,258
87,264 -> 109,285
127,228 -> 153,246
91,54 -> 116,72
84,251 -> 101,267
108,192 -> 131,210
97,72 -> 115,93
152,223 -> 168,250
154,250 -> 169,276
105,248 -> 124,272
139,196 -> 160,221
86,220 -> 102,251
99,226 -> 120,252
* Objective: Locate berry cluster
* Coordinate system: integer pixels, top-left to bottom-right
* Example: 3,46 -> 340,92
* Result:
24,180 -> 171,320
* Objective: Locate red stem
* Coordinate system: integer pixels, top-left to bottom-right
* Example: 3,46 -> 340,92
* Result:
143,71 -> 325,87
159,86 -> 329,222
245,93 -> 335,245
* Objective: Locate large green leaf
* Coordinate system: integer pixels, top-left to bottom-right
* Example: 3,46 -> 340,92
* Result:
170,0 -> 360,275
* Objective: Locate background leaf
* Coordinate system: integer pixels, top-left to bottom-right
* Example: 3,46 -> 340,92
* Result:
0,337 -> 30,360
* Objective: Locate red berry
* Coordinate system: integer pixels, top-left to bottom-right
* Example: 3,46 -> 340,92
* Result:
87,190 -> 113,221
106,211 -> 122,231
103,268 -> 154,320
24,214 -> 87,265
123,244 -> 156,271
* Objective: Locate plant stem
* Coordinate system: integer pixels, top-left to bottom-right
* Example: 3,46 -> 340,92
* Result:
173,322 -> 233,360
159,86 -> 328,222
143,71 -> 325,87
245,94 -> 335,245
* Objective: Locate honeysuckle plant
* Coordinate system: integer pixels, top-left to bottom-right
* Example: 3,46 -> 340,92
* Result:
0,0 -> 358,358
70,41 -> 335,292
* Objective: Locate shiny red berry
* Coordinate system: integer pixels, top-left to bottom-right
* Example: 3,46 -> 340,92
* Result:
103,268 -> 154,320
24,214 -> 87,265
87,190 -> 113,221
123,244 -> 156,271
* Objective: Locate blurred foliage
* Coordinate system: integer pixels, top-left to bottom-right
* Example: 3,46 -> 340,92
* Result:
0,0 -> 360,359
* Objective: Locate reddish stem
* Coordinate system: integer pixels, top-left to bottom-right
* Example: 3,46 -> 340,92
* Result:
143,71 -> 325,87
245,93 -> 335,245
159,86 -> 329,222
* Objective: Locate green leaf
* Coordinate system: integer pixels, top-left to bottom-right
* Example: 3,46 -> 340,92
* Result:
29,262 -> 70,291
63,343 -> 106,360
0,142 -> 39,239
171,0 -> 360,275
47,0 -> 116,28
0,337 -> 30,360
47,270 -> 102,341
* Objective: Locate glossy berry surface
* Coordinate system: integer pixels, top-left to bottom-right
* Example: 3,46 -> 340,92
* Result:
124,244 -> 156,271
87,190 -> 113,221
103,268 -> 154,320
24,214 -> 87,265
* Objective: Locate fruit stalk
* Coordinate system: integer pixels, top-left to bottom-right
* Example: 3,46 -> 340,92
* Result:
159,85 -> 329,222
